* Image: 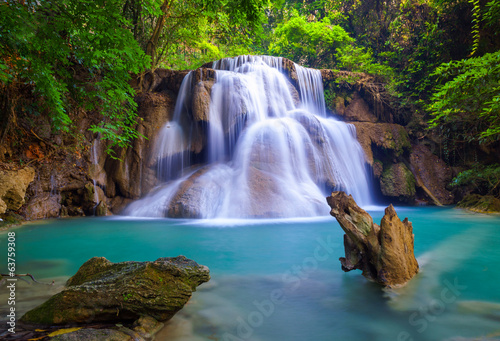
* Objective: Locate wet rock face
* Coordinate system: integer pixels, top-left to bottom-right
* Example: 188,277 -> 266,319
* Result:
335,92 -> 378,123
104,90 -> 176,201
352,122 -> 411,166
327,191 -> 419,287
23,192 -> 61,220
166,165 -> 232,218
410,144 -> 454,205
21,256 -> 210,325
380,162 -> 416,203
0,167 -> 35,214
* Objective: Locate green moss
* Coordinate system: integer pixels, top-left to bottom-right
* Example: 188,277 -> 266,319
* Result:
404,165 -> 416,196
380,163 -> 416,200
20,293 -> 59,325
457,194 -> 500,213
383,127 -> 411,157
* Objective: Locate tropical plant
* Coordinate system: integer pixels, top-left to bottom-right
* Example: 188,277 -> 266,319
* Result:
428,51 -> 500,143
0,0 -> 150,155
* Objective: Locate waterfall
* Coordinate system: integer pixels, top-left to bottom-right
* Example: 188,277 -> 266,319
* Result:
124,55 -> 373,218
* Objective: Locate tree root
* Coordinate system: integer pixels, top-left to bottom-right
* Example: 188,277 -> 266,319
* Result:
1,273 -> 55,285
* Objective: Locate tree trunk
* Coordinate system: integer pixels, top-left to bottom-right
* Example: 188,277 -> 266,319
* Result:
0,85 -> 19,145
146,0 -> 172,68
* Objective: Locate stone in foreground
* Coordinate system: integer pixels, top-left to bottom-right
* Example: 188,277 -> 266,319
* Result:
327,191 -> 418,287
21,256 -> 210,325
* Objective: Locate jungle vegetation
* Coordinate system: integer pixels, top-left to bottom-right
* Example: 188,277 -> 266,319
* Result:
1,0 -> 499,194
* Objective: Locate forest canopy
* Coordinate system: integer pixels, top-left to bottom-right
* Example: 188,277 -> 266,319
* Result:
0,0 -> 499,160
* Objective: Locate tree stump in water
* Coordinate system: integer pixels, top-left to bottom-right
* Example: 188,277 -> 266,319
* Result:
327,191 -> 419,287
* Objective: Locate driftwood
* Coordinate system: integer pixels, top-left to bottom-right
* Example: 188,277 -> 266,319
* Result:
327,191 -> 419,287
1,273 -> 54,285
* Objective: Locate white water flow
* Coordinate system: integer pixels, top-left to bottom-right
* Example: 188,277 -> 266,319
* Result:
126,55 -> 373,218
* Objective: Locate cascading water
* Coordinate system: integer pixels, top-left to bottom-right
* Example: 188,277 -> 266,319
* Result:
125,56 -> 373,218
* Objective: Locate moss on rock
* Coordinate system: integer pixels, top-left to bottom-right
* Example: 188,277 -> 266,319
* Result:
457,194 -> 500,214
21,256 -> 210,325
380,163 -> 416,202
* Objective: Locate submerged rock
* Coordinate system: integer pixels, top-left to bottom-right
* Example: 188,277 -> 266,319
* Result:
21,256 -> 210,325
49,328 -> 136,341
327,191 -> 419,287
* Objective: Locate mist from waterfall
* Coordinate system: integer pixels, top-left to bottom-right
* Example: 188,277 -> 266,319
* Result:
125,56 -> 373,218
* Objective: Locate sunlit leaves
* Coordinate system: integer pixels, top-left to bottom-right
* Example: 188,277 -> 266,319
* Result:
268,11 -> 353,67
428,51 -> 500,142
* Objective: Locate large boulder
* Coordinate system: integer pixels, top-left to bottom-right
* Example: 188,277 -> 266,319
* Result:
23,193 -> 62,220
380,162 -> 416,203
21,256 -> 210,325
351,122 -> 411,166
410,144 -> 454,205
333,92 -> 378,123
321,70 -> 395,123
327,191 -> 419,287
0,167 -> 35,213
167,164 -> 232,218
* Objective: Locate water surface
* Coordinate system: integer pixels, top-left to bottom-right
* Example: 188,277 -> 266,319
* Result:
1,207 -> 500,340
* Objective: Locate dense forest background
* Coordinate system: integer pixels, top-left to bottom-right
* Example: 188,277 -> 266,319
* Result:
1,0 -> 499,201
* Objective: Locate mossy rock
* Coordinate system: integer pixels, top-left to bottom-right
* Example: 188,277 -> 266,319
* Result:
380,163 -> 416,202
457,194 -> 500,214
49,328 -> 133,341
21,256 -> 210,325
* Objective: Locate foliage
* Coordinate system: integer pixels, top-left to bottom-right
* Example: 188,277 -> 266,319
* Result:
0,0 -> 150,155
268,11 -> 354,68
428,51 -> 500,143
452,163 -> 500,197
335,44 -> 395,81
0,0 -> 265,156
130,0 -> 266,70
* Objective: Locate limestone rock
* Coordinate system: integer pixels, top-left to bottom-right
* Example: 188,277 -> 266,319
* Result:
133,316 -> 164,339
327,191 -> 419,287
50,328 -> 134,341
24,193 -> 62,220
380,162 -> 416,203
137,69 -> 189,93
82,182 -> 108,216
340,92 -> 378,123
352,122 -> 411,166
21,256 -> 210,325
192,81 -> 213,123
105,87 -> 177,200
321,70 -> 394,123
410,144 -> 454,205
110,196 -> 134,215
0,198 -> 6,214
0,167 -> 35,211
167,165 -> 232,218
